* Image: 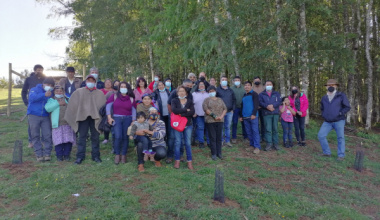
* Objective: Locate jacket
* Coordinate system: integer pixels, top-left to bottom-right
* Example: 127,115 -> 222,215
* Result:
154,89 -> 170,115
240,90 -> 259,118
171,97 -> 195,126
167,88 -> 193,105
45,97 -> 69,128
259,90 -> 282,116
216,85 -> 236,112
27,84 -> 52,117
21,72 -> 46,106
320,92 -> 351,122
231,85 -> 245,109
58,77 -> 83,98
288,93 -> 309,117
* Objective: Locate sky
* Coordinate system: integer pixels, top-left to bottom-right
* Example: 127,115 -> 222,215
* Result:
0,0 -> 73,78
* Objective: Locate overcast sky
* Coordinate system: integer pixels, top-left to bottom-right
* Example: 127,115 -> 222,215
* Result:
0,0 -> 73,78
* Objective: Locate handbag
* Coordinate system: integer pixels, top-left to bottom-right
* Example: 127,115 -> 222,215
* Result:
170,112 -> 188,132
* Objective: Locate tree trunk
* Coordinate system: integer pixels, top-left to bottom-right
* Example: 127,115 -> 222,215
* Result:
146,27 -> 155,81
213,4 -> 225,76
299,2 -> 310,125
223,0 -> 239,76
276,0 -> 286,97
365,0 -> 373,130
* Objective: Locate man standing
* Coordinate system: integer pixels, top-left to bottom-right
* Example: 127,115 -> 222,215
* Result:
216,76 -> 236,147
27,77 -> 55,161
58,66 -> 82,98
231,76 -> 247,144
318,79 -> 351,161
80,67 -> 105,89
22,64 -> 46,148
252,76 -> 266,142
65,75 -> 106,164
240,81 -> 260,154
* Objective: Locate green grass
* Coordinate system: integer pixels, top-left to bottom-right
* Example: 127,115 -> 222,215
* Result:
0,89 -> 379,219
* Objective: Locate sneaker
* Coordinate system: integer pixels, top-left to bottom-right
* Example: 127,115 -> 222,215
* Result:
253,148 -> 260,154
288,141 -> 294,148
273,144 -> 280,151
297,141 -> 302,146
92,157 -> 102,163
57,156 -> 64,161
44,156 -> 51,161
217,154 -> 223,160
337,157 -> 345,161
264,143 -> 272,151
102,140 -> 108,144
143,153 -> 149,161
225,142 -> 233,147
211,155 -> 217,161
36,157 -> 44,162
301,141 -> 307,147
199,142 -> 205,148
74,158 -> 83,164
231,139 -> 237,144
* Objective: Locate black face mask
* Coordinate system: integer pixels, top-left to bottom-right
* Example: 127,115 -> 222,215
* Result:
199,76 -> 205,82
328,86 -> 335,92
113,86 -> 119,90
185,87 -> 191,93
292,89 -> 298,94
254,81 -> 261,86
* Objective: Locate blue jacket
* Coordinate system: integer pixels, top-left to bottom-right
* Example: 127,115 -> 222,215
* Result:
27,84 -> 53,117
216,85 -> 236,112
320,92 -> 351,122
259,90 -> 282,116
240,90 -> 259,118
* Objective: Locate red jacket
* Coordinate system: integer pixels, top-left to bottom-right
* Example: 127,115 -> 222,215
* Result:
288,93 -> 309,117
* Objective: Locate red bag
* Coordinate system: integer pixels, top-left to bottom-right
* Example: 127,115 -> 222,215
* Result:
170,112 -> 188,132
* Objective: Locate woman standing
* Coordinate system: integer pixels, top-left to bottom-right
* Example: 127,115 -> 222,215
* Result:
106,82 -> 136,164
135,107 -> 167,172
133,77 -> 152,102
45,85 -> 76,161
202,86 -> 227,160
192,81 -> 209,148
100,79 -> 113,95
153,81 -> 170,139
288,86 -> 309,146
259,80 -> 282,151
171,86 -> 195,170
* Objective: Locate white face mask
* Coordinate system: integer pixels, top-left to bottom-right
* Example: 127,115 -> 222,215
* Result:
120,88 -> 128,94
221,80 -> 228,87
154,77 -> 159,81
55,94 -> 64,98
234,81 -> 241,86
165,82 -> 171,87
86,82 -> 95,89
44,86 -> 52,92
209,92 -> 216,97
266,85 -> 273,91
91,73 -> 98,79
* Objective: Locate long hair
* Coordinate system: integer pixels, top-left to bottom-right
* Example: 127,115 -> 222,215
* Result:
290,85 -> 301,98
194,81 -> 208,92
136,77 -> 147,89
118,81 -> 135,98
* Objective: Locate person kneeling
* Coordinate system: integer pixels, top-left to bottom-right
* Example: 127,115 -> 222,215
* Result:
130,112 -> 154,163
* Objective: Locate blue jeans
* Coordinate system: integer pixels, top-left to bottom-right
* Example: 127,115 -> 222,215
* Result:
318,120 -> 346,158
196,116 -> 209,144
113,116 -> 132,155
232,108 -> 247,139
222,111 -> 233,143
174,125 -> 193,161
135,135 -> 152,152
280,119 -> 293,143
243,118 -> 261,149
167,117 -> 184,158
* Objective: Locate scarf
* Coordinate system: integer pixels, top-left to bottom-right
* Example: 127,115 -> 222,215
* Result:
327,90 -> 337,103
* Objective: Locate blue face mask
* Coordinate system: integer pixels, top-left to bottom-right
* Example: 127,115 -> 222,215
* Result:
234,81 -> 241,86
199,89 -> 205,92
209,92 -> 216,97
178,96 -> 187,99
55,94 -> 64,99
165,82 -> 171,87
221,81 -> 228,87
44,86 -> 52,92
159,88 -> 165,92
266,85 -> 273,91
120,88 -> 128,94
86,82 -> 95,89
91,74 -> 98,79
154,77 -> 159,81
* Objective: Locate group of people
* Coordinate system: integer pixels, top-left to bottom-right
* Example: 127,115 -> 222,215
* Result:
22,64 -> 351,172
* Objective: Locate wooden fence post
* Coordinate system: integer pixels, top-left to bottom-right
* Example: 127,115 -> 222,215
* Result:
7,63 -> 12,117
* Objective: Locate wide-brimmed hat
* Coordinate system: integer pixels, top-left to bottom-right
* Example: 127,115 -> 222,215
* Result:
325,79 -> 339,86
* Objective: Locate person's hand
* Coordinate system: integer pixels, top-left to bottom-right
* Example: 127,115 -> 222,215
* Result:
251,115 -> 256,120
239,117 -> 243,122
193,113 -> 197,118
58,99 -> 66,106
135,130 -> 145,136
297,111 -> 302,116
129,136 -> 133,140
187,109 -> 190,112
107,116 -> 114,125
206,110 -> 211,115
215,116 -> 222,120
45,90 -> 52,97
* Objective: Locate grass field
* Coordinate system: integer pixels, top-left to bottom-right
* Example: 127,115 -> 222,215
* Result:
0,88 -> 379,220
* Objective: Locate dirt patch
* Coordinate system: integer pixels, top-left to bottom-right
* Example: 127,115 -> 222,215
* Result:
347,167 -> 376,177
211,197 -> 241,209
1,161 -> 37,180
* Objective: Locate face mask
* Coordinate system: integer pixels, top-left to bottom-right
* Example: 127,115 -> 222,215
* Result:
221,81 -> 228,87
44,86 -> 52,92
113,86 -> 118,90
91,74 -> 98,79
86,82 -> 95,89
254,81 -> 261,86
165,82 -> 171,87
209,92 -> 216,97
266,85 -> 273,91
185,87 -> 191,93
55,94 -> 64,98
154,77 -> 159,81
199,89 -> 205,92
328,86 -> 335,92
178,96 -> 187,99
120,88 -> 128,94
234,81 -> 241,86
199,76 -> 205,82
149,114 -> 158,120
159,88 -> 165,92
292,89 -> 298,94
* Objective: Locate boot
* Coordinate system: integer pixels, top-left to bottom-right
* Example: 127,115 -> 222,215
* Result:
264,143 -> 272,151
143,153 -> 149,161
174,160 -> 180,169
288,141 -> 293,148
154,160 -> 162,167
138,164 -> 145,172
57,155 -> 64,161
283,141 -> 289,148
114,155 -> 120,165
187,161 -> 194,170
121,155 -> 126,164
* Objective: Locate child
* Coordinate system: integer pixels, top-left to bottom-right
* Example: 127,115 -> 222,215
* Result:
130,112 -> 154,161
45,85 -> 76,161
280,97 -> 296,148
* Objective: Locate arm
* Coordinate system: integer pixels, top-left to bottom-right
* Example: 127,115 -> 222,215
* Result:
28,87 -> 47,104
288,106 -> 297,115
21,78 -> 29,106
132,106 -> 136,121
202,98 -> 211,115
216,100 -> 227,120
340,93 -> 351,115
252,92 -> 259,116
106,102 -> 113,116
171,99 -> 188,115
44,98 -> 60,113
300,95 -> 309,117
259,93 -> 266,108
231,91 -> 236,111
179,101 -> 195,117
152,121 -> 166,139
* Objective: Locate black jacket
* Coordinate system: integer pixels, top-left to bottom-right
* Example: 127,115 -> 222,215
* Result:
216,85 -> 236,112
167,88 -> 193,105
171,97 -> 195,126
21,72 -> 46,106
320,92 -> 351,122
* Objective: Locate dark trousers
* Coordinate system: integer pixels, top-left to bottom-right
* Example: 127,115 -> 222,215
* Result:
161,115 -> 169,142
280,119 -> 293,143
135,135 -> 152,152
137,145 -> 167,165
259,109 -> 266,141
294,116 -> 306,142
55,142 -> 72,156
77,116 -> 100,160
206,122 -> 223,156
104,130 -> 110,140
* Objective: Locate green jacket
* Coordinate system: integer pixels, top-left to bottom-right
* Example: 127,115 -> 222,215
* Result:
231,85 -> 245,109
45,98 -> 69,128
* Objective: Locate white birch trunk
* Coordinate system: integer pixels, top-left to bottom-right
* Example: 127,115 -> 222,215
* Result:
276,0 -> 286,97
223,0 -> 239,76
300,2 -> 310,125
365,0 -> 373,130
